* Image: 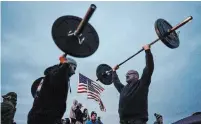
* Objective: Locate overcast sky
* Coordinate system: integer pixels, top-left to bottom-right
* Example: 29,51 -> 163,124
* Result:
1,1 -> 201,124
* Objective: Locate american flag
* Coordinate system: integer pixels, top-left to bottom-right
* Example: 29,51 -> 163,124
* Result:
87,81 -> 101,99
77,73 -> 104,93
77,73 -> 106,111
99,99 -> 106,112
77,73 -> 88,93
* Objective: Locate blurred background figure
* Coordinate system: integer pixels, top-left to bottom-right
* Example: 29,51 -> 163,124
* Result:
86,111 -> 98,124
83,108 -> 89,124
97,116 -> 103,124
172,112 -> 201,124
87,114 -> 91,123
61,118 -> 71,124
154,113 -> 163,124
70,100 -> 78,124
1,92 -> 17,124
75,103 -> 84,124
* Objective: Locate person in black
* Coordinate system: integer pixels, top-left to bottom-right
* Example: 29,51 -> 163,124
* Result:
83,108 -> 89,124
112,44 -> 154,124
97,117 -> 103,124
75,103 -> 83,124
27,56 -> 77,124
1,92 -> 17,124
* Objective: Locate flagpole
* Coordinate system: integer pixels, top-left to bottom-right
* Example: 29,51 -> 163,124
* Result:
86,79 -> 90,120
77,71 -> 80,100
86,80 -> 88,113
77,72 -> 79,95
78,72 -> 85,111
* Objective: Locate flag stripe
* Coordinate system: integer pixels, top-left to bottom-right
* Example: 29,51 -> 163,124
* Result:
87,92 -> 100,99
91,83 -> 102,93
88,83 -> 100,95
77,90 -> 87,93
91,82 -> 104,91
77,87 -> 87,90
78,84 -> 87,86
87,95 -> 100,102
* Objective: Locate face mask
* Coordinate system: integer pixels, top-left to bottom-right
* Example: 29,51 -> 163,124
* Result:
126,70 -> 139,83
69,64 -> 76,76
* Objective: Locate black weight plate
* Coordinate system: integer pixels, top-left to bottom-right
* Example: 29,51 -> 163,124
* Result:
52,15 -> 99,58
96,64 -> 112,85
155,19 -> 180,49
31,77 -> 44,98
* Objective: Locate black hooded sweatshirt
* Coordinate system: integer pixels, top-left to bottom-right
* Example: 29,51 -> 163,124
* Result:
112,49 -> 154,122
28,63 -> 71,124
75,106 -> 84,122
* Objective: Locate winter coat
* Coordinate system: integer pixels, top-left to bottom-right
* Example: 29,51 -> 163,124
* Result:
1,101 -> 16,124
69,100 -> 78,119
113,49 -> 154,122
27,63 -> 72,124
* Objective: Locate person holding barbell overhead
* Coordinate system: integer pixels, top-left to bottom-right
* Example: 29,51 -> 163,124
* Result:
112,44 -> 154,124
27,55 -> 77,124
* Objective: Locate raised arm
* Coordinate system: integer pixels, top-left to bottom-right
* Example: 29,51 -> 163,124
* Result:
45,63 -> 71,88
140,45 -> 154,86
112,71 -> 125,93
45,55 -> 77,88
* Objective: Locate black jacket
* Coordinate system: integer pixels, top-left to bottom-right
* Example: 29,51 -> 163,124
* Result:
75,107 -> 84,122
112,49 -> 154,121
1,101 -> 16,124
28,63 -> 71,124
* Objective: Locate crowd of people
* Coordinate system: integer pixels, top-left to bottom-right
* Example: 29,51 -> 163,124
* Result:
67,99 -> 103,124
1,92 -> 103,124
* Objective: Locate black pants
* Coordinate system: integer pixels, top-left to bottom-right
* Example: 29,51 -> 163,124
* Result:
71,118 -> 76,124
120,119 -> 147,124
27,109 -> 63,124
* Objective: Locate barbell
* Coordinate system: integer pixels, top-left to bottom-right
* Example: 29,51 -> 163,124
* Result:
51,4 -> 99,58
96,16 -> 193,85
31,4 -> 99,98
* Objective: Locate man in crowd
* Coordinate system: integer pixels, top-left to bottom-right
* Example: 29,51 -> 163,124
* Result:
86,111 -> 98,124
112,44 -> 154,124
70,100 -> 78,124
27,55 -> 77,124
1,92 -> 17,124
154,113 -> 163,124
82,108 -> 89,124
75,103 -> 84,124
97,117 -> 103,124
